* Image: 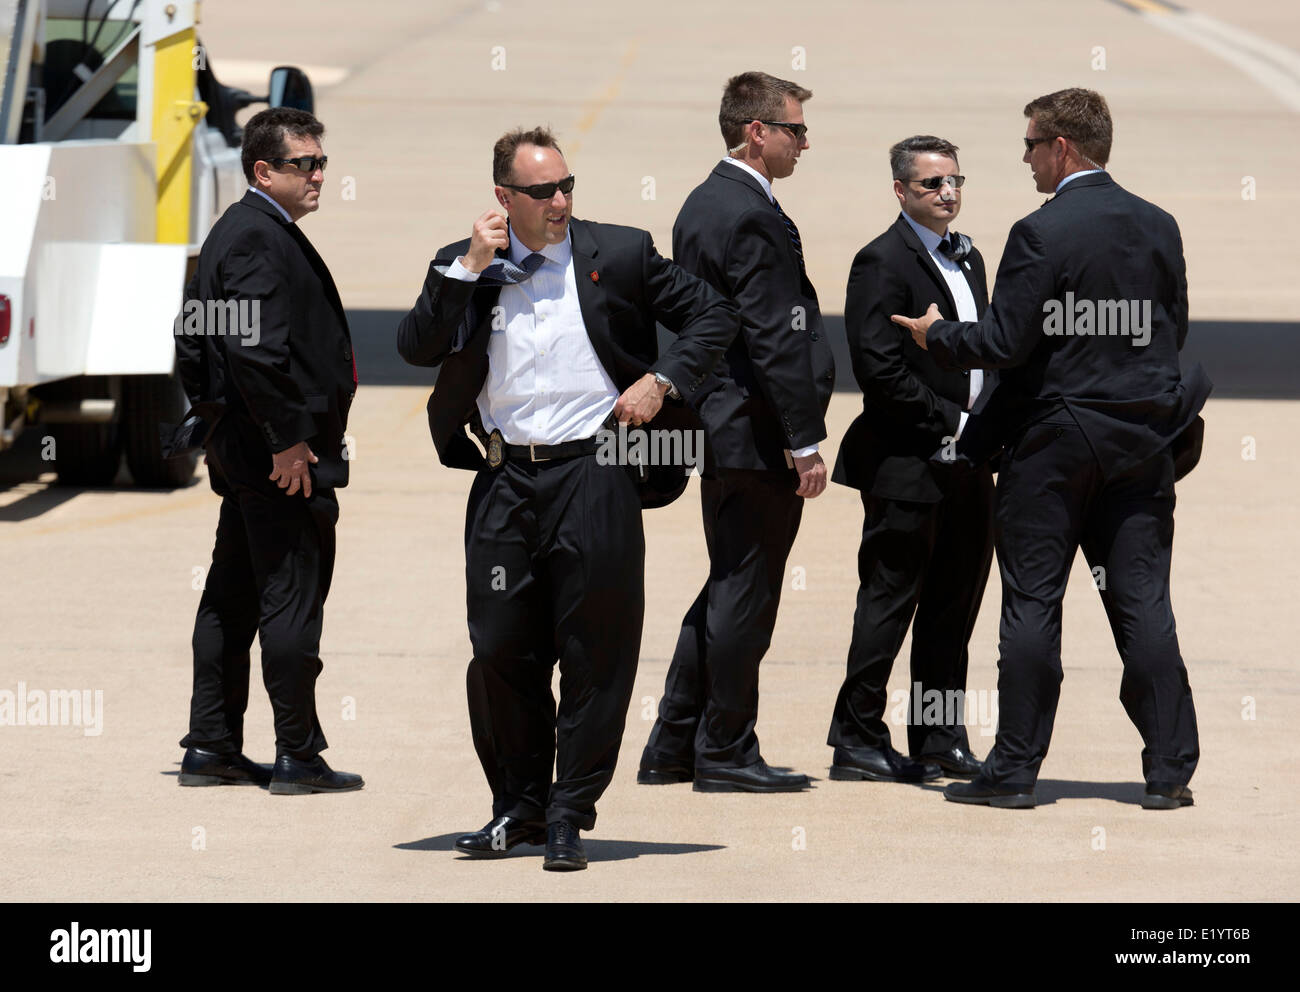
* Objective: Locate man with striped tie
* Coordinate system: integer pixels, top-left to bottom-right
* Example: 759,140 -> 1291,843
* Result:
639,71 -> 836,792
397,127 -> 737,869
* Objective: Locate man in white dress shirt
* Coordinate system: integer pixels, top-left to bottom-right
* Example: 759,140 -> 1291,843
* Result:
396,127 -> 737,870
826,135 -> 997,783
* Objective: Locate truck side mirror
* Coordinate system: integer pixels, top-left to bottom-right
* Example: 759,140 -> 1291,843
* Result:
268,67 -> 313,113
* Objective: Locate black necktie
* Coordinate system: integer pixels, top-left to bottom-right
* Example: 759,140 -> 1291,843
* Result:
771,197 -> 804,269
453,252 -> 546,351
937,231 -> 972,263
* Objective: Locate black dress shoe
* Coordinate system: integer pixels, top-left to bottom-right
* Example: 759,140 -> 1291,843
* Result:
915,745 -> 984,778
637,751 -> 694,784
268,755 -> 364,795
454,816 -> 547,858
178,747 -> 271,787
944,778 -> 1036,808
542,822 -> 587,871
693,758 -> 809,793
829,745 -> 940,783
1141,782 -> 1194,810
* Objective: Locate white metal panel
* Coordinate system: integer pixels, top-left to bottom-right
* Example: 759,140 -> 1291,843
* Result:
0,142 -> 51,274
84,241 -> 185,374
35,240 -> 184,377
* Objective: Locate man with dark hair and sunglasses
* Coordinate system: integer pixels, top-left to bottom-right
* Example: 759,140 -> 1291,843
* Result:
397,126 -> 737,870
826,135 -> 995,785
894,88 -> 1210,810
638,70 -> 835,793
174,107 -> 363,795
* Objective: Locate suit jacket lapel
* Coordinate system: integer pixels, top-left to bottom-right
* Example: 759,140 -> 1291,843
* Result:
285,223 -> 351,337
893,214 -> 958,318
568,219 -> 619,381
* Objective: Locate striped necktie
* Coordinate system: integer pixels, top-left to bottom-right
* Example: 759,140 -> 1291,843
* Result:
771,197 -> 804,270
451,251 -> 546,351
476,251 -> 546,285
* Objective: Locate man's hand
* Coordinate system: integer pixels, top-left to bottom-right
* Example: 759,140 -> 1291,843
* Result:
613,373 -> 669,427
269,440 -> 318,498
462,210 -> 509,273
793,451 -> 827,499
890,302 -> 942,350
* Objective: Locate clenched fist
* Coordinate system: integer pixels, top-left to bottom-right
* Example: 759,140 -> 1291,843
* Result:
462,210 -> 509,272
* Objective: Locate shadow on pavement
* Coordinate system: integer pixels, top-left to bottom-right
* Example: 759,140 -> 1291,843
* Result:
397,833 -> 725,862
913,778 -> 1149,806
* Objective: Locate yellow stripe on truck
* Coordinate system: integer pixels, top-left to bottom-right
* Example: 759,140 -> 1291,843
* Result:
151,26 -> 207,245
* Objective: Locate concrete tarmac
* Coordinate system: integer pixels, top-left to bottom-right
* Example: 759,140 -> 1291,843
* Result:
1,0 -> 1297,901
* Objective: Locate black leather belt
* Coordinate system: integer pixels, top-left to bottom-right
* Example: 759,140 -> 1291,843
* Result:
503,436 -> 599,463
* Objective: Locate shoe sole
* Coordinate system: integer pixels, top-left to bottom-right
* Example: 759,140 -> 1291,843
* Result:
178,773 -> 265,787
637,769 -> 693,785
693,778 -> 809,793
542,858 -> 588,871
269,780 -> 365,795
828,765 -> 939,784
1140,794 -> 1194,810
944,790 -> 1036,808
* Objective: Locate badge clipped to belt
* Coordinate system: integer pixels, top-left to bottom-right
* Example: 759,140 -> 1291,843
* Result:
486,429 -> 505,470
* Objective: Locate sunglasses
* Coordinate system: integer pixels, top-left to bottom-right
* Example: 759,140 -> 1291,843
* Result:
501,175 -> 577,200
909,175 -> 965,190
1023,136 -> 1055,151
268,155 -> 328,173
753,120 -> 808,141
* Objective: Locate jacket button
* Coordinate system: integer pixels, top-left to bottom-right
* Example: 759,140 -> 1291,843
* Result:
809,332 -> 819,341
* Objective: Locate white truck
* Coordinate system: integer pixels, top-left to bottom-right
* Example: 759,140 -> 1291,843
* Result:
0,0 -> 312,485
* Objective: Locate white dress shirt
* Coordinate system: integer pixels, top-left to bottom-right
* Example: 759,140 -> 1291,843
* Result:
721,157 -> 821,459
1056,169 -> 1103,192
445,227 -> 617,445
901,212 -> 983,439
247,186 -> 293,224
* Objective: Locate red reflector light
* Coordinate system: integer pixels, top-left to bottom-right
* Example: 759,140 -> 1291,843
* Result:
0,294 -> 11,345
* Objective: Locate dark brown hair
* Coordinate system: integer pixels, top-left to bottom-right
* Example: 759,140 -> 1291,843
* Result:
889,135 -> 960,180
719,71 -> 812,151
1023,87 -> 1112,167
241,108 -> 324,183
493,126 -> 563,185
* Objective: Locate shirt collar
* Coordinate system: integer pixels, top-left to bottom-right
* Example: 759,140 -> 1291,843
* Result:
248,186 -> 294,224
901,211 -> 948,254
508,224 -> 571,268
722,157 -> 775,202
1056,169 -> 1103,193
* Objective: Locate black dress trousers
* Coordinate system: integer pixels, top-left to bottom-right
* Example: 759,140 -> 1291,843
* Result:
981,411 -> 1199,788
464,454 -> 644,832
827,466 -> 995,756
182,450 -> 335,761
643,469 -> 804,770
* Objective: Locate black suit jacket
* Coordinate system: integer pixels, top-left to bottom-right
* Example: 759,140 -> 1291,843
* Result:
833,213 -> 992,502
928,172 -> 1211,479
672,163 -> 836,473
395,217 -> 738,488
175,191 -> 356,493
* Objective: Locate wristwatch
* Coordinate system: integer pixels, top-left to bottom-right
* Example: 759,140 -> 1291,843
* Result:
653,371 -> 680,400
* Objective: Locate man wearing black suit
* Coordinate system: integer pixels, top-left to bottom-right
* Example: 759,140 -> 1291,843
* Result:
397,127 -> 736,869
639,71 -> 836,793
828,136 -> 995,784
175,108 -> 363,795
896,89 -> 1210,810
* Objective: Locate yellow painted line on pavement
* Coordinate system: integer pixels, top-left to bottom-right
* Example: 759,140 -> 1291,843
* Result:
1112,0 -> 1175,16
568,41 -> 640,156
